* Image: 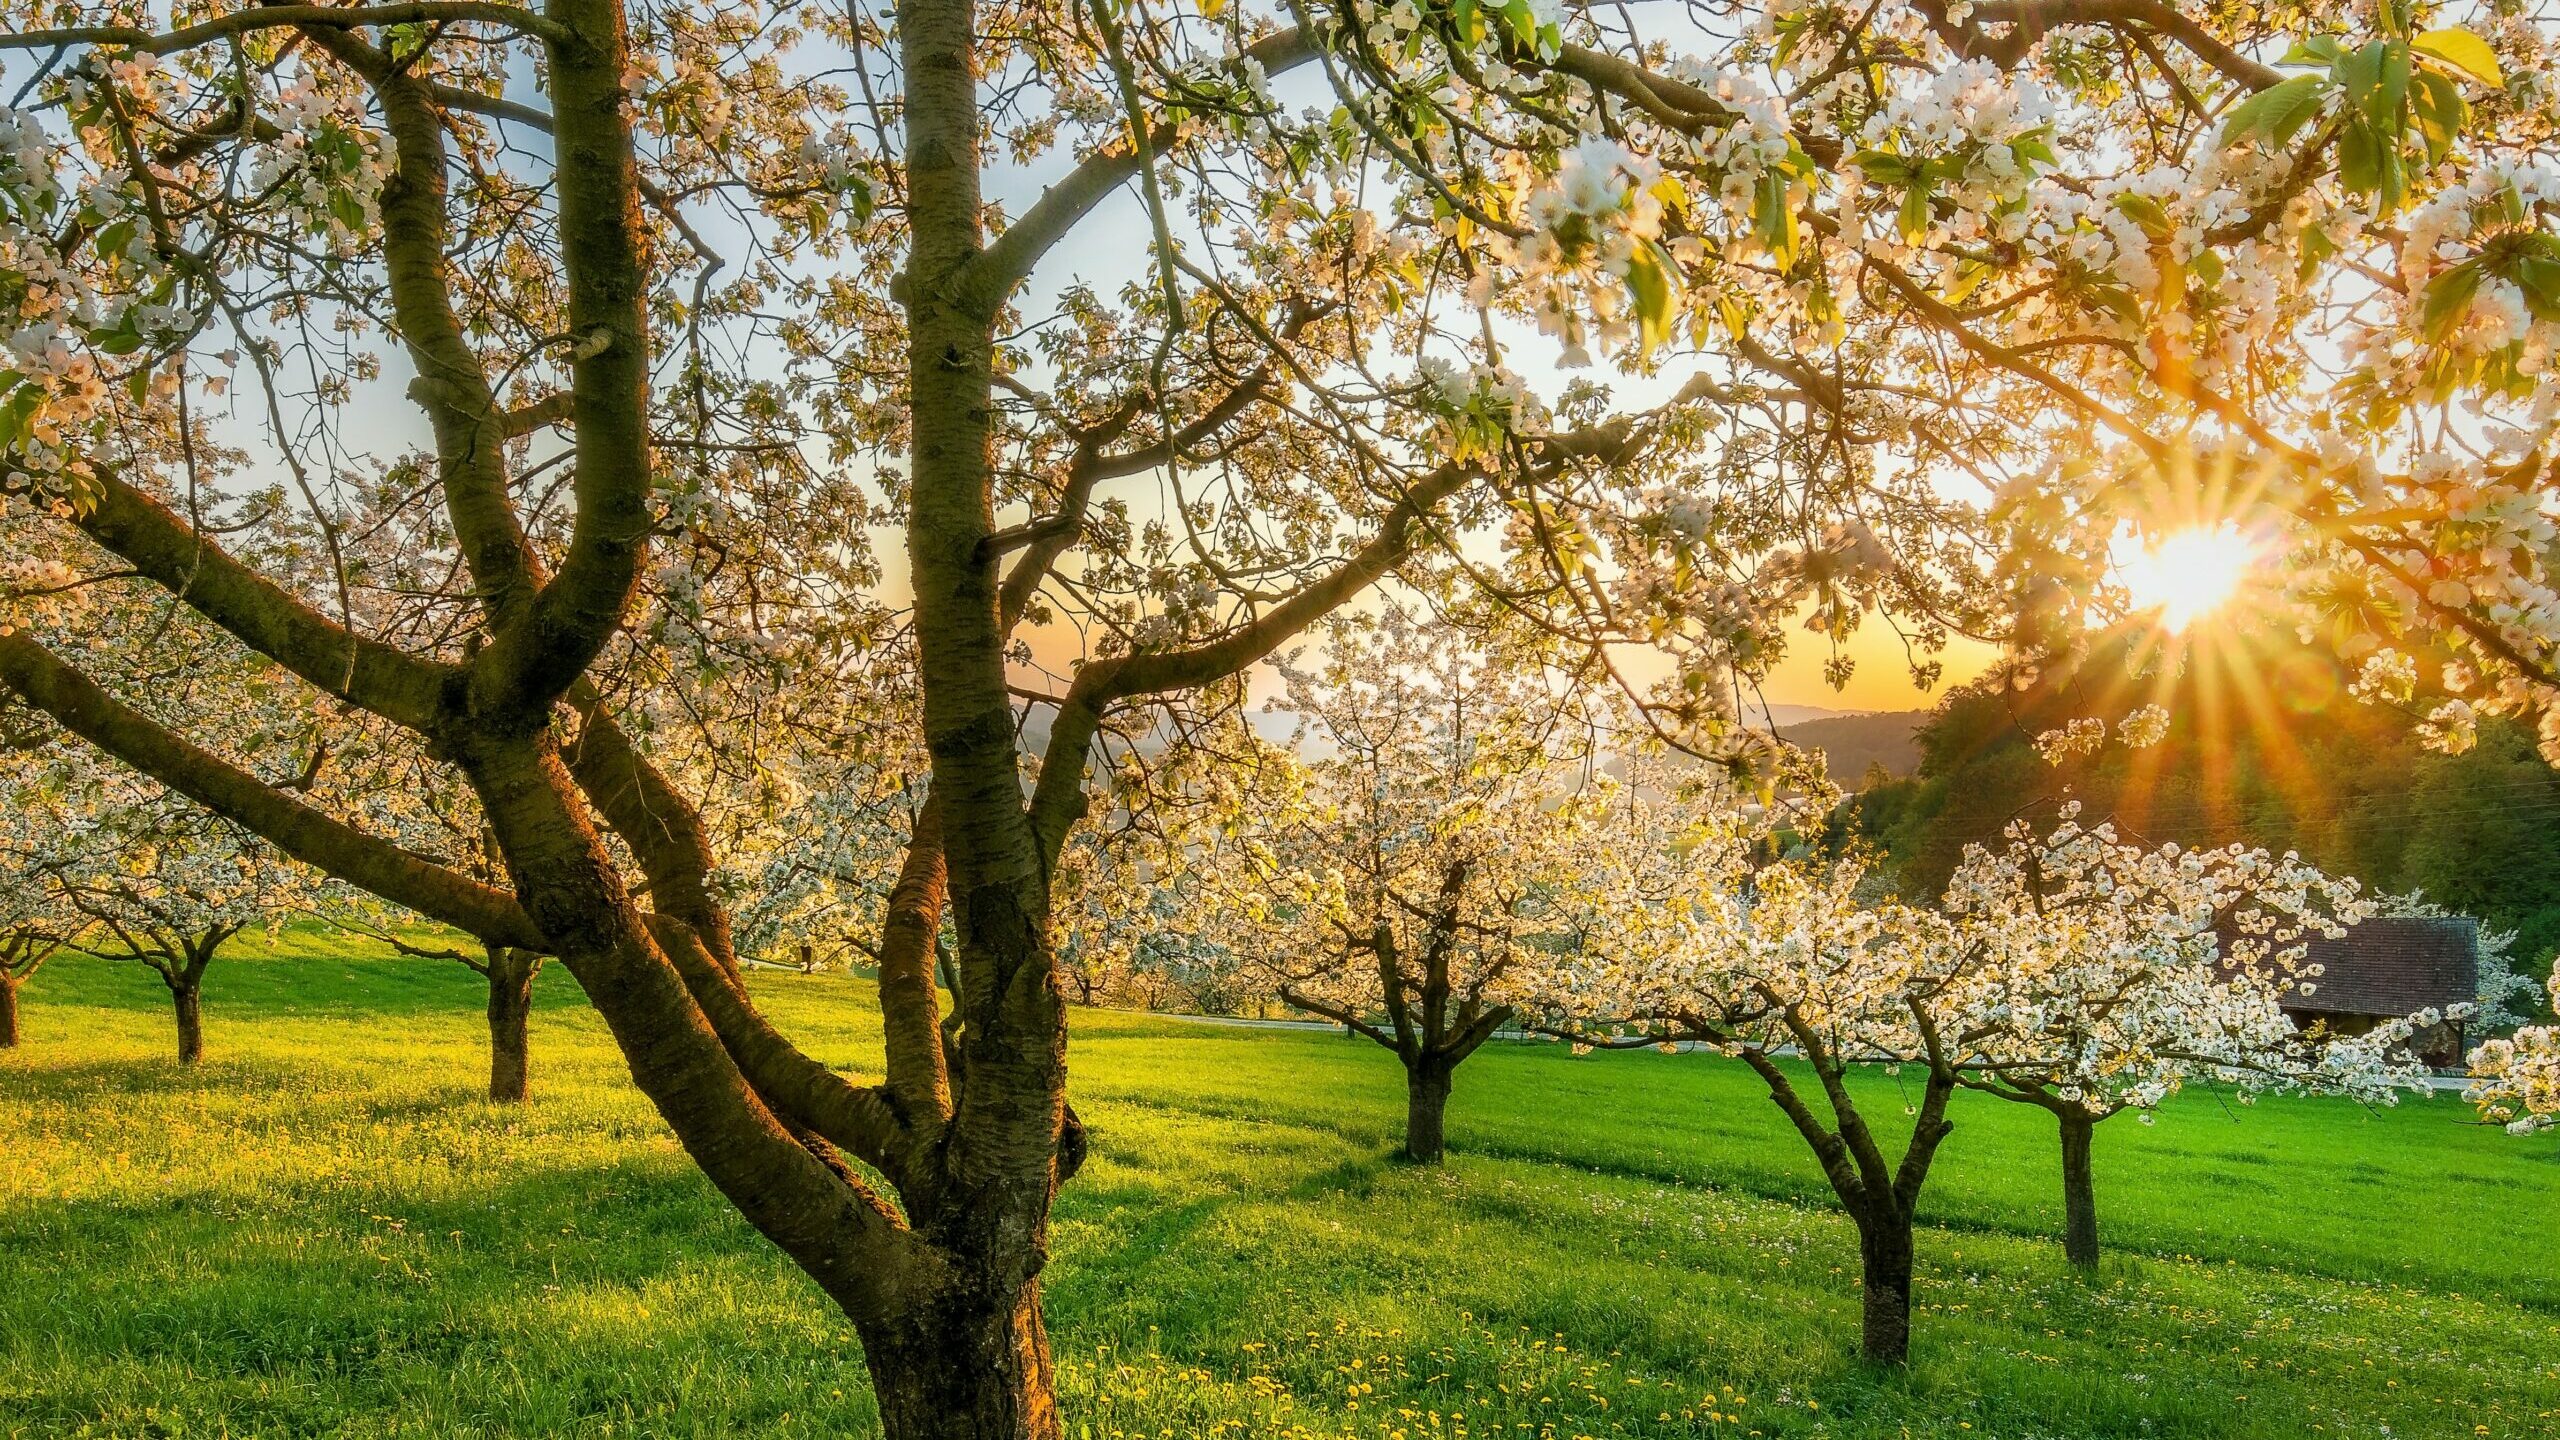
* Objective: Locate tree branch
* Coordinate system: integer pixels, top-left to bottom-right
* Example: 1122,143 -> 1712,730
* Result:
0,633 -> 541,949
0,4 -> 574,55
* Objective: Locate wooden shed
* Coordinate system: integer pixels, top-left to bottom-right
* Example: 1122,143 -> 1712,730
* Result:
2276,915 -> 2480,1068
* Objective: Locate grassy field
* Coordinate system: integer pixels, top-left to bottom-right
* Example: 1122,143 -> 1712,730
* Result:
3,938 -> 2557,1440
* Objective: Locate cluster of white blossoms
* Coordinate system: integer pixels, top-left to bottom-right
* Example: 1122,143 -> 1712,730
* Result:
1482,138 -> 1672,365
246,79 -> 390,255
1847,59 -> 2055,259
2417,697 -> 2480,754
2032,715 -> 2108,765
1943,811 -> 2427,1118
2115,703 -> 2172,750
2394,157 -> 2560,362
2469,1012 -> 2560,1134
1415,355 -> 1543,462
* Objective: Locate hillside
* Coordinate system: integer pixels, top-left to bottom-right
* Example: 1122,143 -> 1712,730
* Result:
1779,709 -> 1928,785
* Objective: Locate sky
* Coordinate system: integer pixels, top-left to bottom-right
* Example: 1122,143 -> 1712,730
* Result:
1757,617 -> 1996,715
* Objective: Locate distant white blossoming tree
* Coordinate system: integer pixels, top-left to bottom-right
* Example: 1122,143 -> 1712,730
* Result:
1183,611 -> 1621,1163
37,786 -> 306,1066
0,726 -> 87,1048
1939,813 -> 2426,1269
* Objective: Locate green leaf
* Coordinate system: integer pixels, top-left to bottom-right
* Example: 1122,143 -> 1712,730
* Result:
0,384 -> 42,451
2349,39 -> 2410,139
2413,28 -> 2503,87
2281,35 -> 2346,68
2218,73 -> 2331,148
1897,184 -> 1931,243
1625,238 -> 1683,354
1716,293 -> 1750,340
1755,169 -> 1798,268
2421,259 -> 2481,342
2512,253 -> 2560,322
2110,192 -> 2171,240
2087,283 -> 2144,329
2298,221 -> 2337,281
2410,69 -> 2466,164
94,217 -> 134,265
2338,123 -> 2383,196
1851,150 -> 1912,186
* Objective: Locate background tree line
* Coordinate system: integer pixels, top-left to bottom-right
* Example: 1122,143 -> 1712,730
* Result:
1839,628 -> 2560,984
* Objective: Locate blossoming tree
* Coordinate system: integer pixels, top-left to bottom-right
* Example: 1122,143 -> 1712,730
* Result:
34,783 -> 303,1066
1536,832 -> 1962,1366
1537,793 -> 2435,1358
1939,812 -> 2423,1268
1176,611 -> 1616,1162
1,0 -> 2547,1430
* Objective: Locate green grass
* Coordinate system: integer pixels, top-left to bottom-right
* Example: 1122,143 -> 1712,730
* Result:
4,938 -> 2557,1440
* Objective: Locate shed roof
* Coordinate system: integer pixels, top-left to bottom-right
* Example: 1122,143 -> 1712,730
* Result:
2281,915 -> 2479,1018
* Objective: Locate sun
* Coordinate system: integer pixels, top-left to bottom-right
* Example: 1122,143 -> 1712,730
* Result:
2117,523 -> 2258,633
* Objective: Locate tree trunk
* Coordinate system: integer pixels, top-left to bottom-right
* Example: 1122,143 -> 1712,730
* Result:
2057,1109 -> 2100,1269
1856,1212 -> 1915,1366
486,950 -> 538,1103
1404,1057 -> 1453,1164
171,980 -> 204,1065
0,973 -> 18,1048
865,1277 -> 1062,1440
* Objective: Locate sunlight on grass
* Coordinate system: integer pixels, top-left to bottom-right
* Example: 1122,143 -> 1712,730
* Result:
3,946 -> 2557,1439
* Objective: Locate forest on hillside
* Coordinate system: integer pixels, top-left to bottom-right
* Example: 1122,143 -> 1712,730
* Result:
1840,633 -> 2560,980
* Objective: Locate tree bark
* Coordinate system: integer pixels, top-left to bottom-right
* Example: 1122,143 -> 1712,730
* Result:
0,972 -> 18,1048
1404,1057 -> 1454,1164
486,948 -> 539,1103
865,1278 -> 1062,1440
171,979 -> 204,1065
2058,1109 -> 2100,1269
1855,1211 -> 1915,1365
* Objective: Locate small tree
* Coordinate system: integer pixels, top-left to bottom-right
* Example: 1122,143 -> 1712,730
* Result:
1940,812 -> 2420,1268
1186,612 -> 1610,1163
43,794 -> 300,1066
1540,830 -> 1961,1366
471,946 -> 545,1103
0,923 -> 72,1050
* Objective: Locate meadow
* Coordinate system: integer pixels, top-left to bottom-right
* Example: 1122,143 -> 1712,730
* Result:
3,937 -> 2556,1440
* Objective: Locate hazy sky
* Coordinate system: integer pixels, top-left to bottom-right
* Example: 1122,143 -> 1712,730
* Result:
1756,615 -> 1996,714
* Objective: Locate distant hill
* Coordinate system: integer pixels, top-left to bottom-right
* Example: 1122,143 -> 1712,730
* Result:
1779,710 -> 1927,786
1751,702 -> 1851,728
